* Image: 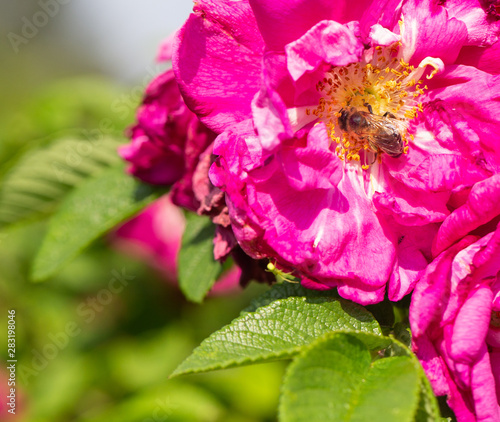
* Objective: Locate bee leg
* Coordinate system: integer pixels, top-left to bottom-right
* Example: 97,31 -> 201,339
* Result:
363,102 -> 374,114
383,111 -> 397,118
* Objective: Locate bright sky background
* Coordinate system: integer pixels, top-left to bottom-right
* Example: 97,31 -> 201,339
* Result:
61,0 -> 193,81
2,0 -> 194,83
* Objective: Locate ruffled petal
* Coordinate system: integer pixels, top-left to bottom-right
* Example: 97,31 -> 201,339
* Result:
388,223 -> 438,301
358,0 -> 403,36
411,240 -> 467,338
451,286 -> 493,365
278,124 -> 343,191
285,20 -> 364,81
426,65 -> 500,172
373,177 -> 450,226
411,334 -> 450,396
251,85 -> 294,152
445,0 -> 500,46
119,134 -> 185,185
434,174 -> 500,256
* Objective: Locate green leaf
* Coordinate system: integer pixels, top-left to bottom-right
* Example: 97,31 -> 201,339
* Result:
280,333 -> 421,422
0,137 -> 124,228
243,281 -> 337,313
380,337 -> 441,421
31,163 -> 162,281
171,294 -> 382,376
178,213 -> 222,303
414,376 -> 442,422
79,381 -> 224,422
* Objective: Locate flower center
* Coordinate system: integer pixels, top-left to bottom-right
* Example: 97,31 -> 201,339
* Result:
308,44 -> 439,169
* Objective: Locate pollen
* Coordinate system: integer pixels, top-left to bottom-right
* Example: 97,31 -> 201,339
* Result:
307,44 -> 440,169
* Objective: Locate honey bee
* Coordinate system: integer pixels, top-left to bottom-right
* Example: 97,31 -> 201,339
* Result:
337,104 -> 406,158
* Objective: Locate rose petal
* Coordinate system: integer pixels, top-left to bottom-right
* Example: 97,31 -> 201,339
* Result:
248,0 -> 348,50
400,0 -> 468,65
285,20 -> 363,81
434,174 -> 500,256
173,0 -> 264,132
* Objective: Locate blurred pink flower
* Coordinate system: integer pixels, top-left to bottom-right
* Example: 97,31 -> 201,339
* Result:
173,0 -> 500,304
113,195 -> 242,293
113,195 -> 184,282
0,368 -> 23,420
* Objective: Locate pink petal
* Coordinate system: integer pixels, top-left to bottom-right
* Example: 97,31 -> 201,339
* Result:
248,0 -> 348,50
490,350 -> 500,403
444,0 -> 500,46
388,223 -> 438,301
471,345 -> 500,421
278,124 -> 343,191
410,237 -> 476,338
450,286 -> 493,365
173,0 -> 264,133
210,266 -> 242,294
426,65 -> 500,172
251,85 -> 293,152
373,177 -> 450,226
213,226 -> 238,261
400,0 -> 468,65
411,334 -> 450,396
119,135 -> 185,185
156,31 -> 177,62
285,20 -> 363,81
367,23 -> 401,47
359,0 -> 404,36
457,40 -> 500,75
113,196 -> 185,282
433,174 -> 500,256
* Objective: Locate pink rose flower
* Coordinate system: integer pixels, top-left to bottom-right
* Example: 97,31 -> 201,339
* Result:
120,38 -> 275,287
119,40 -> 216,210
409,173 -> 500,420
173,0 -> 500,304
410,177 -> 500,420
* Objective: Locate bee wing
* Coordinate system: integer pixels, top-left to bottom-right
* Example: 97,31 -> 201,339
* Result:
355,113 -> 406,157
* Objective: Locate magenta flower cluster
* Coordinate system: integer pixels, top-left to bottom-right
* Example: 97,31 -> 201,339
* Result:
120,0 -> 500,419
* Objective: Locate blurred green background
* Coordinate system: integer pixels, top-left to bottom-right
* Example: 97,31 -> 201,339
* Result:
0,2 -> 284,421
